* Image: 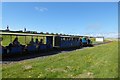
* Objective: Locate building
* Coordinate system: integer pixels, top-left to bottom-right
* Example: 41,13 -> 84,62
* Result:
95,37 -> 104,42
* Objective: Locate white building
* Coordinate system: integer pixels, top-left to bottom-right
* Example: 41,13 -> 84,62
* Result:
95,37 -> 104,42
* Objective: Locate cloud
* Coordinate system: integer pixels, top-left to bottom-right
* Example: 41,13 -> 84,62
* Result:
34,6 -> 48,12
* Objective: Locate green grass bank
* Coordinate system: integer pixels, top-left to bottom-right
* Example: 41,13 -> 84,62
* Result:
2,41 -> 118,78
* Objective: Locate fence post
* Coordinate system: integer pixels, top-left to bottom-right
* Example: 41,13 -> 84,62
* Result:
25,35 -> 26,45
10,35 -> 12,43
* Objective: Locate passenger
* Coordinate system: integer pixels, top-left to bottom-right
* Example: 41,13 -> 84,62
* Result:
13,37 -> 20,46
79,38 -> 82,42
82,37 -> 87,46
0,46 -> 7,54
6,37 -> 20,52
79,38 -> 82,45
7,43 -> 13,52
29,38 -> 35,45
87,38 -> 91,44
35,38 -> 39,45
39,39 -> 43,45
82,37 -> 87,42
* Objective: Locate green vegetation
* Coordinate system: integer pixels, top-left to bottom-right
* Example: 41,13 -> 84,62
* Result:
2,41 -> 118,78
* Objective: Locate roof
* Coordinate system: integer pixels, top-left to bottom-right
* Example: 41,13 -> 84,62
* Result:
0,32 -> 55,37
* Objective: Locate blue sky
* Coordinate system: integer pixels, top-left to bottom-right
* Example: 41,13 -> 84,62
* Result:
1,2 -> 118,37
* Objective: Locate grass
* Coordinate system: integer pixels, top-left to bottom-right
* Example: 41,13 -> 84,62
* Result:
2,41 -> 118,78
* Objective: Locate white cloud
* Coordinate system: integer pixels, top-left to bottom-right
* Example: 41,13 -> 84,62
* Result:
34,6 -> 48,12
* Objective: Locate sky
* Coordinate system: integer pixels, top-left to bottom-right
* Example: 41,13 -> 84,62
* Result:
1,2 -> 118,38
1,0 -> 119,2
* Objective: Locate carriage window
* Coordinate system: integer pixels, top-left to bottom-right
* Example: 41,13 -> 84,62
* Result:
18,36 -> 26,45
1,35 -> 11,46
26,36 -> 32,45
61,38 -> 63,41
63,37 -> 65,41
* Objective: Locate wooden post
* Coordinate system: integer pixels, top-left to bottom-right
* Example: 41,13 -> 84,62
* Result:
44,36 -> 46,44
25,35 -> 26,45
10,35 -> 12,43
53,36 -> 55,47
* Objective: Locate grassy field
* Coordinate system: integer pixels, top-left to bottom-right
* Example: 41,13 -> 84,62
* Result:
2,41 -> 118,78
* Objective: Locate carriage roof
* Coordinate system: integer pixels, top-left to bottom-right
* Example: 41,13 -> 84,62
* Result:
0,32 -> 55,37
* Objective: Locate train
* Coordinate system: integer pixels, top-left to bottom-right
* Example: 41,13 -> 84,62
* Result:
0,32 -> 93,57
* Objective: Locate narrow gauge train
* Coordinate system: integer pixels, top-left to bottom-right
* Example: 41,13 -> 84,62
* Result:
0,32 -> 93,56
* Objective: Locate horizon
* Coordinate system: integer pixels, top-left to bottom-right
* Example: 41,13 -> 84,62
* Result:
1,2 -> 118,38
